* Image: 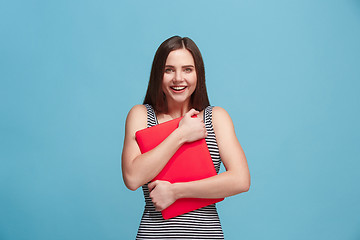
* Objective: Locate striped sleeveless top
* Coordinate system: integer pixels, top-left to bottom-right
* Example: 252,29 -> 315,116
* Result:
136,104 -> 224,239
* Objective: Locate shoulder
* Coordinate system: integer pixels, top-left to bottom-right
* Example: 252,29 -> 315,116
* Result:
125,104 -> 148,131
212,106 -> 232,123
127,104 -> 147,117
211,106 -> 235,134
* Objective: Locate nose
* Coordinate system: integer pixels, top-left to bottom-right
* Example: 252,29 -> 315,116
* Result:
174,70 -> 182,82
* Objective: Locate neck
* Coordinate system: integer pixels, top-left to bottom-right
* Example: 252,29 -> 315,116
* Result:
165,100 -> 191,118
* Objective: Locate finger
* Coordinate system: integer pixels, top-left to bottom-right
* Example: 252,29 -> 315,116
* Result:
155,203 -> 164,211
148,181 -> 157,192
187,108 -> 199,117
152,201 -> 158,210
152,201 -> 160,211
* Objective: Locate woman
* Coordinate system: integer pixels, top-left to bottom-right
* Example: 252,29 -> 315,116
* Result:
122,36 -> 250,239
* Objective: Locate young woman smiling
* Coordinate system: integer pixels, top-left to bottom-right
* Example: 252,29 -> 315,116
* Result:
122,36 -> 250,239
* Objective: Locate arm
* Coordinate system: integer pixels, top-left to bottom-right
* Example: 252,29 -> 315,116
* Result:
148,107 -> 250,211
121,105 -> 207,191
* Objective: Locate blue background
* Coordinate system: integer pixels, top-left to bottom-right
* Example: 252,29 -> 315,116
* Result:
1,0 -> 360,239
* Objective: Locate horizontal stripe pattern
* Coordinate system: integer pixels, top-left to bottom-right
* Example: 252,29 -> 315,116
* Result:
136,105 -> 224,239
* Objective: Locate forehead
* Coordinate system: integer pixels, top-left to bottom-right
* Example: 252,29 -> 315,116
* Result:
165,49 -> 195,65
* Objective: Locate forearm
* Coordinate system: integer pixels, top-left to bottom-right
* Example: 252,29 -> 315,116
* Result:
123,128 -> 186,190
173,170 -> 250,199
122,108 -> 208,191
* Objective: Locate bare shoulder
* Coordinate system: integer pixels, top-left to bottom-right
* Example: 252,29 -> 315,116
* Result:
127,104 -> 147,117
125,104 -> 148,133
212,106 -> 235,136
212,106 -> 233,125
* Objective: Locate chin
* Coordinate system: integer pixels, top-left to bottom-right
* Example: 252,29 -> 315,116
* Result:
168,96 -> 191,105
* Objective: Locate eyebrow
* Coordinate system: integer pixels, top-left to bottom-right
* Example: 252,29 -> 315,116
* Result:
164,65 -> 195,68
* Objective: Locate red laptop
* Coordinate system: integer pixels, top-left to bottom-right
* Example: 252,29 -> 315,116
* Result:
135,117 -> 224,219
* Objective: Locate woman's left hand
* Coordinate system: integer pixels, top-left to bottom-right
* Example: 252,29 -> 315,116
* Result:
148,180 -> 177,211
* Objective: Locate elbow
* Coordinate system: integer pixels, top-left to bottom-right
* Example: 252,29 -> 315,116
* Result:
241,175 -> 251,193
123,175 -> 143,191
241,182 -> 250,193
237,183 -> 250,194
239,171 -> 251,193
234,176 -> 251,194
125,182 -> 140,191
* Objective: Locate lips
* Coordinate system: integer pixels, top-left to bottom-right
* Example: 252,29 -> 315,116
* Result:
170,86 -> 187,92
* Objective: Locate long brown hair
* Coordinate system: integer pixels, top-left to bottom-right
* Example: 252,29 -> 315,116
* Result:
143,36 -> 210,113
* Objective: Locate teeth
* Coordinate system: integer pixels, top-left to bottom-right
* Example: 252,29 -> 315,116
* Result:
171,86 -> 186,91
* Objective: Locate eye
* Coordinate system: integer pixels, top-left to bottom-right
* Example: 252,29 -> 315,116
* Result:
184,68 -> 193,73
164,68 -> 174,73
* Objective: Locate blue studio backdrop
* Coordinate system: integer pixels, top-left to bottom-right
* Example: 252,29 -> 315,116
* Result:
1,0 -> 360,239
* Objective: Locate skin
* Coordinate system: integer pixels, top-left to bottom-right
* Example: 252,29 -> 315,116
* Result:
122,48 -> 250,212
161,48 -> 197,118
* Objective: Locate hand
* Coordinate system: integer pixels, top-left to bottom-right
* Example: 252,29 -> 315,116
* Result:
178,109 -> 207,143
148,180 -> 177,211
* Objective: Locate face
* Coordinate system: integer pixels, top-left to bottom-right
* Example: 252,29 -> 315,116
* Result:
162,48 -> 197,107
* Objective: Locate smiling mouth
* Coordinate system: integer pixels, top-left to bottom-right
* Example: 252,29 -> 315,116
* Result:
170,86 -> 187,92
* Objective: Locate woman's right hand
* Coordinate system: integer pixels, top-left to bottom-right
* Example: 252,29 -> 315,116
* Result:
178,109 -> 208,143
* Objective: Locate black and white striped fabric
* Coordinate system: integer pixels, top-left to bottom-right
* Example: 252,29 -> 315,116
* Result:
136,104 -> 224,240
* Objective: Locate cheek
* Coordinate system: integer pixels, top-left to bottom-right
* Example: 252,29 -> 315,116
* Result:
162,75 -> 171,93
191,75 -> 197,88
163,73 -> 173,83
